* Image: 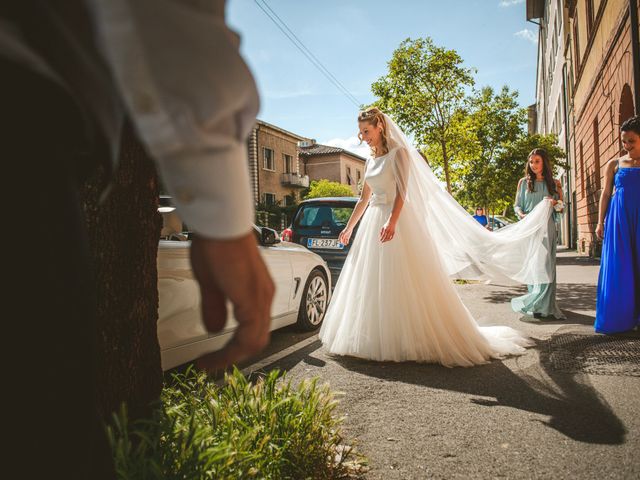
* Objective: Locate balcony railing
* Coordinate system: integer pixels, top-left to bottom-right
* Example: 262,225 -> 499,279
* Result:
281,173 -> 310,188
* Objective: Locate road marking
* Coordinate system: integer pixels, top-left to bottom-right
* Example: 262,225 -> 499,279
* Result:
241,334 -> 320,377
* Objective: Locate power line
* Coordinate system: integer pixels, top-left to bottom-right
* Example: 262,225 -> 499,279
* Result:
253,0 -> 362,108
257,0 -> 361,107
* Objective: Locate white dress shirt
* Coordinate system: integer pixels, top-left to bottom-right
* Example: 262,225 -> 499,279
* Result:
88,0 -> 259,239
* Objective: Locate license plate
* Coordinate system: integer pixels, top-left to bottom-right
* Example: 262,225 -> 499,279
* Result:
307,238 -> 344,249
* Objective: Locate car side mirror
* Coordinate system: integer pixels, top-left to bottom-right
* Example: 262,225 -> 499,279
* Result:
260,227 -> 280,246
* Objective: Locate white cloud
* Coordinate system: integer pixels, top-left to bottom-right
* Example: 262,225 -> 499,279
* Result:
514,28 -> 537,44
324,136 -> 372,160
499,0 -> 525,6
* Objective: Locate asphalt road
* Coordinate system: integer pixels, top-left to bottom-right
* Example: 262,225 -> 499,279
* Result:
247,250 -> 640,479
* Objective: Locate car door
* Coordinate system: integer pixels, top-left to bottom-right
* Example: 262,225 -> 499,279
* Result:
157,240 -> 209,350
259,243 -> 294,317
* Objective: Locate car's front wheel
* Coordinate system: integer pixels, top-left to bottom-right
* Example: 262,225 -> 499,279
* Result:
297,269 -> 328,331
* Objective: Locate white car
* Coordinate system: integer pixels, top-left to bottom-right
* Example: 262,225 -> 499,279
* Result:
157,225 -> 331,370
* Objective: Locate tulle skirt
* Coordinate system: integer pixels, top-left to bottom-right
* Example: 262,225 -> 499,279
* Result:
319,202 -> 533,367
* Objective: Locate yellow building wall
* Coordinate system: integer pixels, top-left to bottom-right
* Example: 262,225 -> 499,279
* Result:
573,0 -> 626,116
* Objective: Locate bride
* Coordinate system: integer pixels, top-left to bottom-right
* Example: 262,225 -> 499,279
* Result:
319,108 -> 556,367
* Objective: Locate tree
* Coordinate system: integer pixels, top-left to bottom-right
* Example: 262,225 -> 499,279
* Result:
492,133 -> 567,216
371,37 -> 475,193
304,179 -> 355,199
454,86 -> 527,213
81,123 -> 164,425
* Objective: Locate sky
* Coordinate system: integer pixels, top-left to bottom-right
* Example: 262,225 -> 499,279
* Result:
227,0 -> 539,159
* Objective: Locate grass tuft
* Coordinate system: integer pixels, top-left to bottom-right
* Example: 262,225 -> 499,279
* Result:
107,367 -> 365,479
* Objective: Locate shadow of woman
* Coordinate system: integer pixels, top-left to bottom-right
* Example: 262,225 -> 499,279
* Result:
332,339 -> 626,445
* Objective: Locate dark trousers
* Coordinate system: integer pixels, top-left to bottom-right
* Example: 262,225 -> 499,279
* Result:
2,59 -> 114,478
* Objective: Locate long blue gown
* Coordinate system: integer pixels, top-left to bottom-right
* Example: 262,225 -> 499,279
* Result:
595,164 -> 640,333
511,179 -> 566,319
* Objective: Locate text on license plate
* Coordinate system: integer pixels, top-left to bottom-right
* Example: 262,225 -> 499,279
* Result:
307,238 -> 344,249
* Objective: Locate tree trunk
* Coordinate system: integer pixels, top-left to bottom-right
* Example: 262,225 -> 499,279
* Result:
441,140 -> 452,193
81,123 -> 163,423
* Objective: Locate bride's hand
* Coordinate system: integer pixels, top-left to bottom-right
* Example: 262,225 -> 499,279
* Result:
339,227 -> 353,246
380,220 -> 396,243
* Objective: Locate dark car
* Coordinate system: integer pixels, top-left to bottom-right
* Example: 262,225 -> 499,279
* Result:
281,197 -> 359,286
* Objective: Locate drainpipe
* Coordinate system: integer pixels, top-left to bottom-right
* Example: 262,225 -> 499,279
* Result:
631,0 -> 640,114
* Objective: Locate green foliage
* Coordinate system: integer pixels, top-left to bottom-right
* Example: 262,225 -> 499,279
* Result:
371,37 -> 568,214
452,86 -> 528,213
491,133 -> 567,215
304,179 -> 355,199
107,367 -> 364,479
371,37 -> 475,192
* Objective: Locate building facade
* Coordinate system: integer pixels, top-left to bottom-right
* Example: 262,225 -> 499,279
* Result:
527,0 -> 639,255
298,142 -> 368,196
247,120 -> 310,208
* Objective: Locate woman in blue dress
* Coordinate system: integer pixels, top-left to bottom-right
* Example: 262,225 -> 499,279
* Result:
511,148 -> 566,319
595,115 -> 640,333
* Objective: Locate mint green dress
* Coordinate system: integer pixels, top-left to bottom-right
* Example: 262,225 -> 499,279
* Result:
511,179 -> 566,319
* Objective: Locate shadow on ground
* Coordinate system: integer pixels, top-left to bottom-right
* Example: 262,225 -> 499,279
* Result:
253,336 -> 627,446
329,339 -> 627,446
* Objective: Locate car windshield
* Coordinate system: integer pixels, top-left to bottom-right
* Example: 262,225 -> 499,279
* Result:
294,204 -> 353,229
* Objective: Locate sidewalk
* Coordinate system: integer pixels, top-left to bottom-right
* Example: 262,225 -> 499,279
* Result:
267,250 -> 640,479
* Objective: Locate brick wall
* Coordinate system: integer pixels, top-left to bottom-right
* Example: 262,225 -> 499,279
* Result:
573,5 -> 636,256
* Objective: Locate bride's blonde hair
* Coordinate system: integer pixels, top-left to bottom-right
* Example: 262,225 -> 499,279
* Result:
358,107 -> 389,157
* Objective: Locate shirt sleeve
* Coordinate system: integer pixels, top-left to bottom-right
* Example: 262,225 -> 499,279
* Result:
89,0 -> 259,239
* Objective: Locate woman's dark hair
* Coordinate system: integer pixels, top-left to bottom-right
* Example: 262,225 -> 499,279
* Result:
526,148 -> 556,195
620,115 -> 640,135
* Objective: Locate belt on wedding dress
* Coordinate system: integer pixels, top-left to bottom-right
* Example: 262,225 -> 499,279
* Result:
369,193 -> 390,206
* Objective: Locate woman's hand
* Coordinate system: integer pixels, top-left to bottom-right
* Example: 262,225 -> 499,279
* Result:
596,223 -> 605,240
339,227 -> 354,246
545,196 -> 558,206
380,220 -> 396,243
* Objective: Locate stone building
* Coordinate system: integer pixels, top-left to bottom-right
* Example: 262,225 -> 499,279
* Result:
247,120 -> 310,208
527,0 -> 639,255
298,141 -> 368,195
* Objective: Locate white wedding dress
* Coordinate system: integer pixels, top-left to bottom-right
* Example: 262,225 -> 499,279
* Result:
319,114 -> 554,367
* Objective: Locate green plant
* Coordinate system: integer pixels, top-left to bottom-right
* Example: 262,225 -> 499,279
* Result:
107,367 -> 364,479
304,180 -> 354,199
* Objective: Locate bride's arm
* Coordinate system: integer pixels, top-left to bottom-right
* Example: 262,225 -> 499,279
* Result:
338,181 -> 372,245
380,147 -> 409,243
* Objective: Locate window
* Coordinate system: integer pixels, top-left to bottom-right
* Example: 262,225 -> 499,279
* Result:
356,169 -> 362,184
284,194 -> 295,206
346,166 -> 353,185
579,142 -> 585,196
619,84 -> 635,153
586,0 -> 594,37
593,118 -> 601,191
573,16 -> 581,70
263,148 -> 275,170
283,154 -> 293,173
293,204 -> 354,228
263,192 -> 276,205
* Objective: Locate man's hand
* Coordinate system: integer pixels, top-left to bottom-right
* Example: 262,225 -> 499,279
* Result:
190,231 -> 275,373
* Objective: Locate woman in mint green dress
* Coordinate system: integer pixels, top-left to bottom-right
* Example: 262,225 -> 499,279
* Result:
511,148 -> 566,319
